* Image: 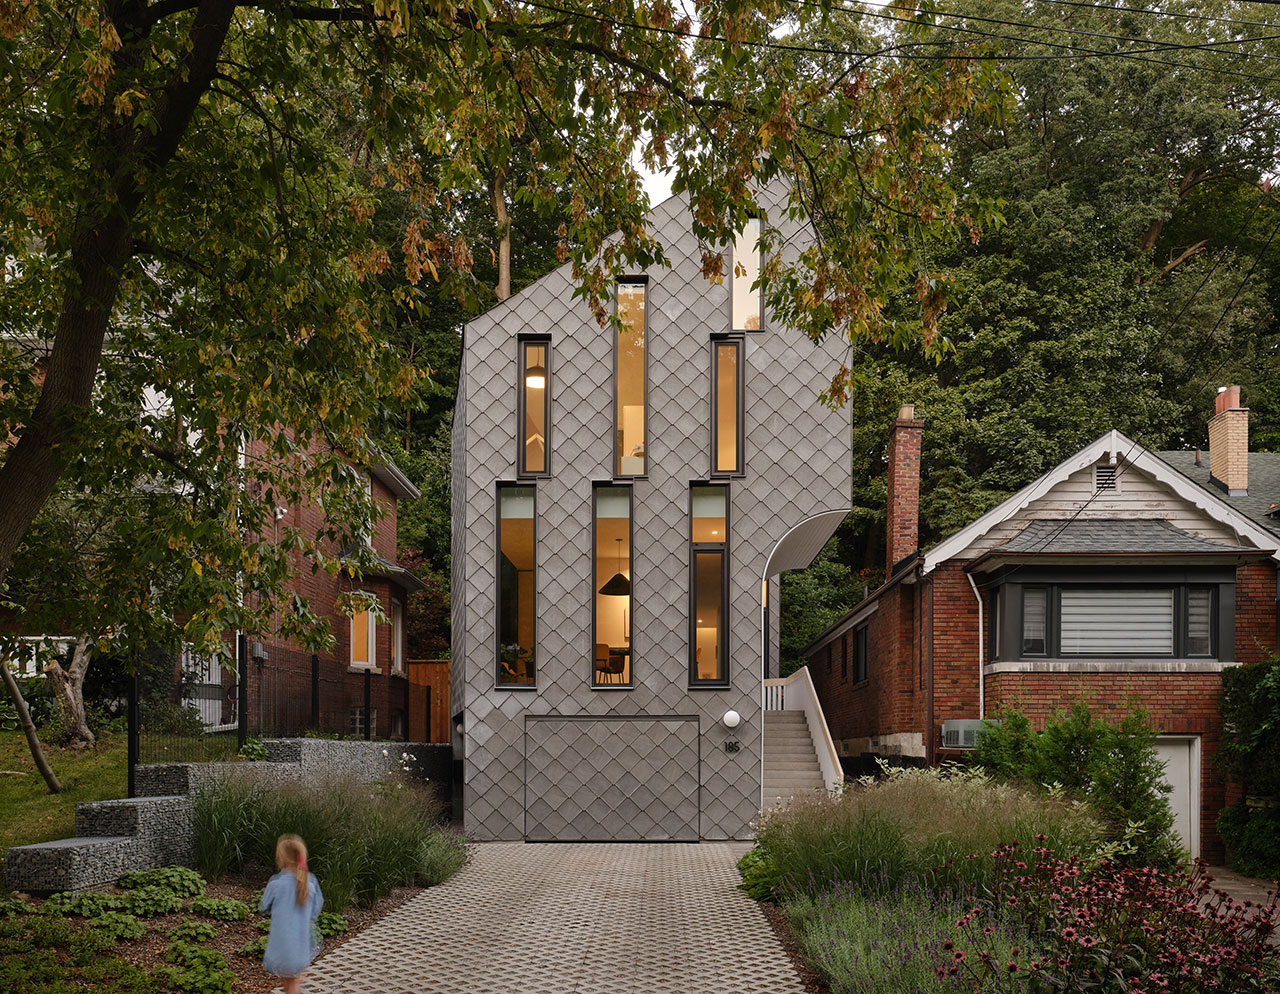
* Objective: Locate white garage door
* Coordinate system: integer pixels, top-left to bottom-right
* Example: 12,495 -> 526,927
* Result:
1155,736 -> 1200,858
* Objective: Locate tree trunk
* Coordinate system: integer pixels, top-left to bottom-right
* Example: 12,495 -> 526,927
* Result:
492,171 -> 512,302
0,0 -> 237,595
0,658 -> 62,793
44,636 -> 96,749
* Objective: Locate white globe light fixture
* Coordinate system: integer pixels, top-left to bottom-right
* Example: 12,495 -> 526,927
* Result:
722,710 -> 741,730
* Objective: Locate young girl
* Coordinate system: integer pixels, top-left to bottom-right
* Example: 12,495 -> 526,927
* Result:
260,834 -> 324,994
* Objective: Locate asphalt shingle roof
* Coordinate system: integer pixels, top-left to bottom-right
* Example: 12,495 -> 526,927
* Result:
1157,450 -> 1280,538
993,518 -> 1261,555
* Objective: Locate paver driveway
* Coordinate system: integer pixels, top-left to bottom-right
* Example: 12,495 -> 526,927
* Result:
304,842 -> 808,994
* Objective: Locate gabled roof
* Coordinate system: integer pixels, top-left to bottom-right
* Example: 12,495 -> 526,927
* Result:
994,518 -> 1255,554
1156,450 -> 1280,538
922,429 -> 1280,573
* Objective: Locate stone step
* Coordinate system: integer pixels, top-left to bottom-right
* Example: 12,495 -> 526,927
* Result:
764,732 -> 814,744
764,712 -> 808,724
764,744 -> 819,757
764,763 -> 822,776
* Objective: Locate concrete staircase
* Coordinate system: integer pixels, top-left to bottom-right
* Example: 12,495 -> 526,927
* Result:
762,710 -> 824,807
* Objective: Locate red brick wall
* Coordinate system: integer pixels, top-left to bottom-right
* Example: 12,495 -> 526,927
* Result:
927,562 -> 982,754
985,670 -> 1228,861
1235,561 -> 1276,664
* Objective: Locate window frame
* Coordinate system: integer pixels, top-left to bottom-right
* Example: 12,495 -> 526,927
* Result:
710,335 -> 745,477
731,217 -> 762,332
1008,580 -> 1223,661
853,624 -> 869,683
841,633 -> 848,682
349,600 -> 377,669
689,482 -> 731,688
495,483 -> 538,690
516,335 -> 552,478
390,598 -> 403,674
613,277 -> 649,480
592,483 -> 635,689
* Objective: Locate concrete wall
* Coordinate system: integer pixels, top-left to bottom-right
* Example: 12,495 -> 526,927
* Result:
453,185 -> 852,840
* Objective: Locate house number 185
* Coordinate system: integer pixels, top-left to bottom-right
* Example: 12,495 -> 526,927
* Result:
724,740 -> 740,753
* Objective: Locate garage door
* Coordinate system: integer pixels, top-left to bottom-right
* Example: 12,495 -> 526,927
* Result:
1155,736 -> 1200,858
525,715 -> 699,841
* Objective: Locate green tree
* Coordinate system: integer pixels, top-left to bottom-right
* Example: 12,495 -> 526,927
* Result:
1,0 -> 1001,652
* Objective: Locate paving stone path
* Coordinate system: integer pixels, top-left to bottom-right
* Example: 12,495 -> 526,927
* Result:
304,842 -> 808,994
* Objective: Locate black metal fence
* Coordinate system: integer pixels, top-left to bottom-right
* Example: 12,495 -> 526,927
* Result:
128,635 -> 434,795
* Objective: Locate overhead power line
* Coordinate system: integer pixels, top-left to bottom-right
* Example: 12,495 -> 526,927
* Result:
1029,0 -> 1279,31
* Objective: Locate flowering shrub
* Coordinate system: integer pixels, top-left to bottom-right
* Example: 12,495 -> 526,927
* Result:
949,842 -> 1279,993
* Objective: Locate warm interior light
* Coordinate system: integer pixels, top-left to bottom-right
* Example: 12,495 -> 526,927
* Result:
525,368 -> 546,390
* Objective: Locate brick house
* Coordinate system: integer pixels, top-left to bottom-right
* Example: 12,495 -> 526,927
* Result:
806,387 -> 1279,860
225,438 -> 424,739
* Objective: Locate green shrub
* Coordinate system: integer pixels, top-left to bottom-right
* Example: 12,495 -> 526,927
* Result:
1219,653 -> 1280,799
235,935 -> 267,958
89,912 -> 146,943
119,867 -> 206,898
975,702 -> 1179,864
120,886 -> 183,917
316,910 -> 348,937
188,897 -> 249,922
165,919 -> 219,943
192,775 -> 466,909
736,846 -> 783,901
156,942 -> 235,994
40,890 -> 123,917
138,701 -> 207,738
754,764 -> 1103,898
1218,801 -> 1280,879
238,737 -> 270,761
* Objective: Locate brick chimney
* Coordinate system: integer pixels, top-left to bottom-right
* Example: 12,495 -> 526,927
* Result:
886,403 -> 923,576
1208,385 -> 1249,495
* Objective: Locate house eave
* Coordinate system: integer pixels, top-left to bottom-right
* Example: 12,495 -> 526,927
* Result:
966,549 -> 1275,574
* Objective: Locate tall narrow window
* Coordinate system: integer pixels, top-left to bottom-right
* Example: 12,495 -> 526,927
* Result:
350,603 -> 375,668
732,217 -> 761,331
497,486 -> 536,686
841,634 -> 848,681
1185,588 -> 1213,656
1022,587 -> 1048,656
615,281 -> 647,477
518,339 -> 550,476
711,337 -> 744,475
690,485 -> 729,686
854,625 -> 869,682
593,486 -> 633,687
390,599 -> 403,674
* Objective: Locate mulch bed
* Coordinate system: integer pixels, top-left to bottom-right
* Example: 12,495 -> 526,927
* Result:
760,899 -> 832,994
105,869 -> 424,993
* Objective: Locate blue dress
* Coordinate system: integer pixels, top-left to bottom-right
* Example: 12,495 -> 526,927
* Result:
260,870 -> 324,978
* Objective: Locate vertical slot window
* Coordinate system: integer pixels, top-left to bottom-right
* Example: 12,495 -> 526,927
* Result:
497,486 -> 536,686
712,338 -> 744,475
1185,588 -> 1213,657
841,634 -> 848,681
1022,587 -> 1048,656
519,339 -> 550,476
615,281 -> 647,477
732,217 -> 761,331
593,486 -> 633,687
351,606 -> 374,668
690,485 -> 729,686
854,625 -> 869,682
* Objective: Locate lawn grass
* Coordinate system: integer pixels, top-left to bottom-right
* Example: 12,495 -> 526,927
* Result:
0,729 -> 127,855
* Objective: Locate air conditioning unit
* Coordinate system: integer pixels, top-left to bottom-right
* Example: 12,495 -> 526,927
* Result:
250,640 -> 268,662
942,718 -> 992,750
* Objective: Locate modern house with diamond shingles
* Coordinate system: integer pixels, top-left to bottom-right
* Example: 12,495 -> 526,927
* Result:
451,188 -> 851,841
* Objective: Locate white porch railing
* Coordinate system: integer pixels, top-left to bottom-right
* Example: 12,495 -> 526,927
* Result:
763,665 -> 843,791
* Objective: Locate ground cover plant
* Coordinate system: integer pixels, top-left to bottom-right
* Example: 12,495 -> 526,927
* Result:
1217,652 -> 1280,878
192,773 -> 467,909
974,703 -> 1179,865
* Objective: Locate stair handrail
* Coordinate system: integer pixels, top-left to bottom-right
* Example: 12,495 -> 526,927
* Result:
762,666 -> 843,791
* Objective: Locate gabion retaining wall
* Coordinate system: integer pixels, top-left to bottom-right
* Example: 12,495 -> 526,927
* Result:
4,740 -> 450,894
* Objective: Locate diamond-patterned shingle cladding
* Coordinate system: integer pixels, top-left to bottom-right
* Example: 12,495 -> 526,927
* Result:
455,184 -> 852,841
303,842 -> 807,994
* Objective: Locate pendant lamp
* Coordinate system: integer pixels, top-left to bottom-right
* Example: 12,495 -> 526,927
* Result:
525,358 -> 546,390
599,537 -> 630,596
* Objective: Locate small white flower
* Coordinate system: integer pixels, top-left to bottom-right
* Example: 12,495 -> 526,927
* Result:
381,749 -> 388,756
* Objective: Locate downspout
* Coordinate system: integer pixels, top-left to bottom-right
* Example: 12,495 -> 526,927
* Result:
966,572 -> 985,720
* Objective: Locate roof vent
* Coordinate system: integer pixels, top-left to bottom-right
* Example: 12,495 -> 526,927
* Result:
942,718 -> 992,750
1094,463 -> 1121,493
